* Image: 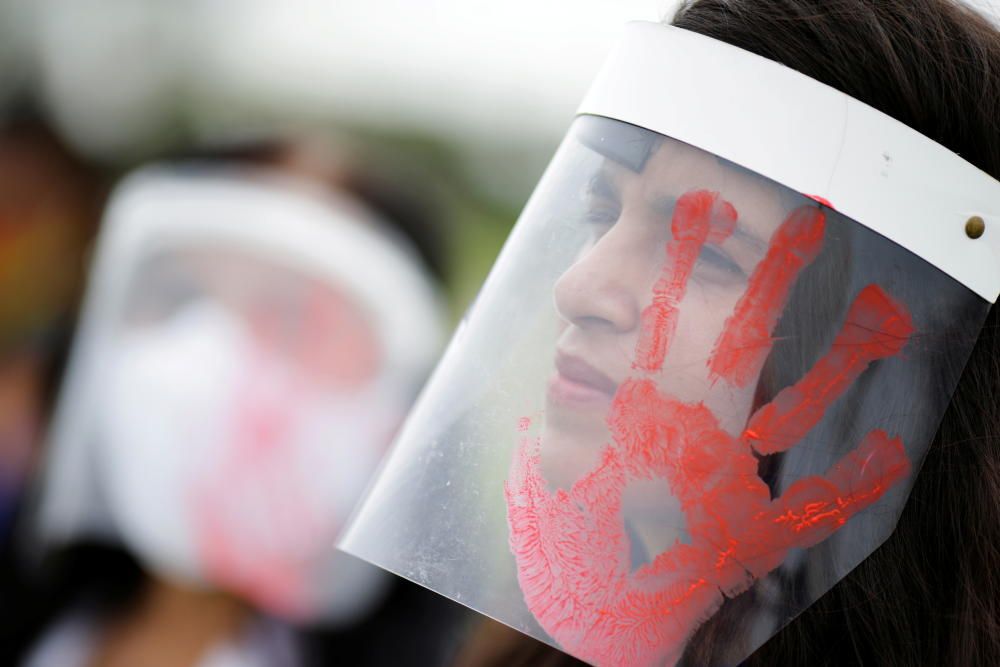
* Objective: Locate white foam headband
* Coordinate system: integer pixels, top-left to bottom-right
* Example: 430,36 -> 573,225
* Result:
578,22 -> 1000,303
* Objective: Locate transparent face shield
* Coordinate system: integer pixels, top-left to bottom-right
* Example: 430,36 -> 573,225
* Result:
340,113 -> 994,665
36,167 -> 445,624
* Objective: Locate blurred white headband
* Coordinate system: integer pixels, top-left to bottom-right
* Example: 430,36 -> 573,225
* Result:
579,22 -> 1000,302
96,167 -> 445,374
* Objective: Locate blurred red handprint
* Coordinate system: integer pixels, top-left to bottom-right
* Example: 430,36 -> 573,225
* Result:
190,349 -> 330,619
505,190 -> 914,667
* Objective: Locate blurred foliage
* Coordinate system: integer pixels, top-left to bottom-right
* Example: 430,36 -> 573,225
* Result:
329,122 -> 527,322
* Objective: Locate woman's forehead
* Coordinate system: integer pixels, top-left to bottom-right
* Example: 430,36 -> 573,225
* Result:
605,138 -> 789,243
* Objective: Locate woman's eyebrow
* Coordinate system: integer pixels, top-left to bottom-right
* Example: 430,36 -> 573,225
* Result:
588,168 -> 621,203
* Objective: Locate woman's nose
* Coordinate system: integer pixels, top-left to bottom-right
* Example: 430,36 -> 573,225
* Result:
553,231 -> 642,334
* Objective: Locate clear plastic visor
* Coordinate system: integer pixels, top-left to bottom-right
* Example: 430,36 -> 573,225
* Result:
341,116 -> 991,666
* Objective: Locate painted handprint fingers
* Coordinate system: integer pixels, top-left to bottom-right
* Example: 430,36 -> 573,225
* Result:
634,190 -> 738,372
822,429 -> 911,498
742,284 -> 914,455
708,205 -> 826,388
762,429 -> 910,554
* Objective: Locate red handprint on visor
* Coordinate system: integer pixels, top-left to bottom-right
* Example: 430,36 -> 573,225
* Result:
505,190 -> 914,667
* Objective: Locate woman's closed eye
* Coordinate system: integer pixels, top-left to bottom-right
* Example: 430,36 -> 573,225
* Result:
580,198 -> 621,242
696,244 -> 748,285
585,200 -> 621,226
582,169 -> 622,237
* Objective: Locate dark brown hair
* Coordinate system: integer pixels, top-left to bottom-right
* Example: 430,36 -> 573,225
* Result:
671,1 -> 1000,665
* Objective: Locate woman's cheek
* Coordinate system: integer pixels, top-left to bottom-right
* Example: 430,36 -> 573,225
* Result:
655,287 -> 755,423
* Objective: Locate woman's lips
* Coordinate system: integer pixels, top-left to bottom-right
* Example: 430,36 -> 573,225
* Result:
547,352 -> 618,408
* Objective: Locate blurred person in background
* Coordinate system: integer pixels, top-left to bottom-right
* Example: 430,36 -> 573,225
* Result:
12,138 -> 465,667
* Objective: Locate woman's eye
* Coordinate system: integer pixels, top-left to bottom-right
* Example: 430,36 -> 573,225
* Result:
696,245 -> 747,283
583,203 -> 620,227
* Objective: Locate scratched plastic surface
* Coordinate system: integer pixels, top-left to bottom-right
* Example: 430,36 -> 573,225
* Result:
340,116 -> 991,666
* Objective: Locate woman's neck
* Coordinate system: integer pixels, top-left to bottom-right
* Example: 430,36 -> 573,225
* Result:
89,575 -> 250,667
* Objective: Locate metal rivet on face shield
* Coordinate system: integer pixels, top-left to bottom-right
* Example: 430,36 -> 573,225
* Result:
966,216 -> 986,239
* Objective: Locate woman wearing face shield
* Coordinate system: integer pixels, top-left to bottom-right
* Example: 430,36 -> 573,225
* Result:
15,143 -> 458,667
340,1 -> 1000,666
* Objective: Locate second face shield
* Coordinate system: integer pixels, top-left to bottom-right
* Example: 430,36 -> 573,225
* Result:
341,109 -> 993,666
36,166 -> 445,625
